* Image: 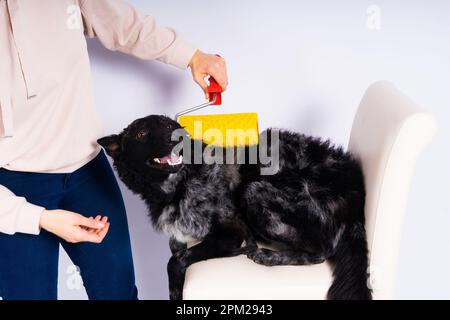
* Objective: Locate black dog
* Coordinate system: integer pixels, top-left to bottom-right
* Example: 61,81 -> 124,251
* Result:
98,115 -> 372,300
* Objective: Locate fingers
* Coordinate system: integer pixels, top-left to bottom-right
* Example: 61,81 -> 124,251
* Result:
73,216 -> 109,243
75,228 -> 106,244
78,215 -> 106,230
97,221 -> 110,241
208,56 -> 228,91
193,74 -> 209,99
94,216 -> 108,235
82,216 -> 98,232
83,215 -> 104,233
190,52 -> 229,99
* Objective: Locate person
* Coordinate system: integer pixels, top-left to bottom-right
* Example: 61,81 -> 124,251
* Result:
0,0 -> 228,300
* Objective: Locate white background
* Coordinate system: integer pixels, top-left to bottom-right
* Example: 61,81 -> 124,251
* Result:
58,0 -> 450,299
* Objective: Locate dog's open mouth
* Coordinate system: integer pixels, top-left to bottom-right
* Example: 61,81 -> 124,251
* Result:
152,153 -> 183,166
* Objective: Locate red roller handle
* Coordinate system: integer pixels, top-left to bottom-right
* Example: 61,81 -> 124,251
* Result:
207,77 -> 222,105
207,54 -> 223,105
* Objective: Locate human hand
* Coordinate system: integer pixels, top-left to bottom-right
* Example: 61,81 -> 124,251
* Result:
39,209 -> 110,244
188,50 -> 228,99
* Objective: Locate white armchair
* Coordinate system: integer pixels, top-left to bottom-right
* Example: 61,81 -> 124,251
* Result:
183,81 -> 437,300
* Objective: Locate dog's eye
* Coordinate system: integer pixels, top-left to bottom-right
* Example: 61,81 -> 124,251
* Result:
136,130 -> 148,140
166,124 -> 172,129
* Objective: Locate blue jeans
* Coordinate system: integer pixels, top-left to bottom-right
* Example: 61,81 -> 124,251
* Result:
0,150 -> 138,300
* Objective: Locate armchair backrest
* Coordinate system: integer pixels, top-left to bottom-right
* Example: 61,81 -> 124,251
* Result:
348,81 -> 436,299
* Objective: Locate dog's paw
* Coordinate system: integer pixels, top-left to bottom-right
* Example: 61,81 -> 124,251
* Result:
169,288 -> 183,300
247,248 -> 278,266
167,256 -> 186,300
232,245 -> 254,256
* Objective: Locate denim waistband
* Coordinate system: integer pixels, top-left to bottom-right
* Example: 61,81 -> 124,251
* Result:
0,149 -> 106,178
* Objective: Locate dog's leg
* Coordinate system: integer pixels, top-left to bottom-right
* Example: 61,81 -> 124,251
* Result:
247,247 -> 326,266
167,224 -> 245,300
169,238 -> 187,255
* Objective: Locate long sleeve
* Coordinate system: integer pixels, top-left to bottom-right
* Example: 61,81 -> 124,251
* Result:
79,0 -> 197,69
0,185 -> 44,235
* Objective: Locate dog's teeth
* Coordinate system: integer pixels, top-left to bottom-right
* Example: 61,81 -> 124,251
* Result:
153,158 -> 160,163
167,155 -> 183,166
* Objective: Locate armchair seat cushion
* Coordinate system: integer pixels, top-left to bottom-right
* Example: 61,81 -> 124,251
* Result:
183,254 -> 333,300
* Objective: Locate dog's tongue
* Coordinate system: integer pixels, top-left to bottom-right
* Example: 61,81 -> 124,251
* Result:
159,153 -> 181,164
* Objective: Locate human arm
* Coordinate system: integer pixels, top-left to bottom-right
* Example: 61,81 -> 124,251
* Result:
79,0 -> 228,96
1,185 -> 109,242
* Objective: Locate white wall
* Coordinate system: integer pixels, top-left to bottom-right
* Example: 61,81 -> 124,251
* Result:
58,0 -> 450,299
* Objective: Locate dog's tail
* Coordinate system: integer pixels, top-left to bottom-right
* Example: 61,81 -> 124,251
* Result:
327,221 -> 372,300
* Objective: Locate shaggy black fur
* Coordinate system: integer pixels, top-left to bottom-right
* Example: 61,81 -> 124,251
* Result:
98,115 -> 372,300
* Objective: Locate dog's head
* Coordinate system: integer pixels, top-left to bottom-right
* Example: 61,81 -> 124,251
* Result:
97,115 -> 186,181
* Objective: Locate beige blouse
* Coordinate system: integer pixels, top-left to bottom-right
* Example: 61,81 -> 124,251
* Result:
0,0 -> 197,235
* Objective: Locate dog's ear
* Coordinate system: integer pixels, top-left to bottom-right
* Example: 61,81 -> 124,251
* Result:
97,134 -> 121,159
